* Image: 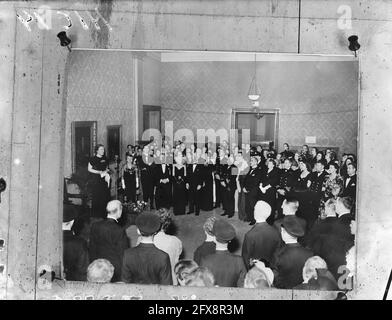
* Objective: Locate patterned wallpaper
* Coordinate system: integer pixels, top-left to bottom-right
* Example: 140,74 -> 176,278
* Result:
64,51 -> 135,177
160,61 -> 359,155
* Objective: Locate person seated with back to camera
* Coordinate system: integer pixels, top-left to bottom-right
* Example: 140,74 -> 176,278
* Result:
146,208 -> 182,285
273,196 -> 307,244
270,215 -> 313,289
193,216 -> 217,265
89,200 -> 129,283
200,219 -> 247,288
87,258 -> 114,283
174,260 -> 199,286
243,259 -> 275,289
242,201 -> 280,270
121,212 -> 172,285
184,267 -> 215,287
63,204 -> 89,282
294,256 -> 338,291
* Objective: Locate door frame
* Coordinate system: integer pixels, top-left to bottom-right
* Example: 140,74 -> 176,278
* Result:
106,124 -> 122,163
143,105 -> 161,133
71,121 -> 97,173
231,108 -> 280,150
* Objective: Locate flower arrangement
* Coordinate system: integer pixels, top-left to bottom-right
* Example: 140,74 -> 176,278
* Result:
123,200 -> 148,215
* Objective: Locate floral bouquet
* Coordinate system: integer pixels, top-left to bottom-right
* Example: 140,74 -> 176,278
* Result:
123,200 -> 148,215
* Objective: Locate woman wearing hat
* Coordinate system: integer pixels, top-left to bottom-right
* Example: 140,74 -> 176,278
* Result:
88,144 -> 111,219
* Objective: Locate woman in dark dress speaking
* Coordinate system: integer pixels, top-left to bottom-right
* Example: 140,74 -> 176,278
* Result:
88,144 -> 111,219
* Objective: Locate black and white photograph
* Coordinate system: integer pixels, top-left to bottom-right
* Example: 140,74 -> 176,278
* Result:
0,0 -> 391,304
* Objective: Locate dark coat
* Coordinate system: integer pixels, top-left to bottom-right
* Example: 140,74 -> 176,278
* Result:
89,218 -> 129,282
241,222 -> 281,269
193,241 -> 216,265
121,243 -> 172,285
277,168 -> 296,190
271,243 -> 313,289
63,231 -> 89,281
304,215 -> 354,280
200,250 -> 247,288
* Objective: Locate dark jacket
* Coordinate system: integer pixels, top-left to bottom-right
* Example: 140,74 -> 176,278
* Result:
305,215 -> 354,280
193,241 -> 216,265
244,167 -> 262,194
121,243 -> 172,285
308,171 -> 328,194
242,222 -> 281,269
342,174 -> 357,200
63,231 -> 89,281
186,164 -> 205,189
277,168 -> 296,190
89,218 -> 129,282
271,243 -> 313,289
200,250 -> 247,288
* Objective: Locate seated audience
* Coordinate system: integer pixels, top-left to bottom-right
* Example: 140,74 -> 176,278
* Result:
244,260 -> 274,289
242,201 -> 280,269
152,208 -> 183,285
271,215 -> 313,289
194,216 -> 217,265
200,219 -> 247,287
87,259 -> 114,283
185,267 -> 215,287
121,212 -> 172,285
89,200 -> 129,282
174,260 -> 199,286
63,204 -> 89,281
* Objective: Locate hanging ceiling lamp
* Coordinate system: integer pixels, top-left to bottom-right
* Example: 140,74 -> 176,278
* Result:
248,53 -> 261,102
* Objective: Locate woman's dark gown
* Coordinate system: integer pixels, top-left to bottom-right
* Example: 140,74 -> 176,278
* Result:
200,164 -> 214,211
89,155 -> 110,219
123,165 -> 137,203
257,167 -> 279,219
290,172 -> 312,225
173,166 -> 187,215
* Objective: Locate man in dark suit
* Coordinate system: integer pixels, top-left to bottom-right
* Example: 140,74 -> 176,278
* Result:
306,160 -> 328,228
243,156 -> 262,224
200,219 -> 247,287
154,153 -> 172,209
221,156 -> 237,218
63,204 -> 89,281
342,163 -> 357,201
89,200 -> 129,282
214,148 -> 227,209
139,145 -> 155,209
271,215 -> 313,289
186,159 -> 205,216
122,212 -> 172,285
242,201 -> 280,269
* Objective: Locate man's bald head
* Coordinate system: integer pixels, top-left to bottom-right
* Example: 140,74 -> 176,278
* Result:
106,200 -> 122,219
254,201 -> 272,222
